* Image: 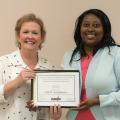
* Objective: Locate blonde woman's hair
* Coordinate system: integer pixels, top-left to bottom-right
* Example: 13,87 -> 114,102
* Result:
15,13 -> 46,49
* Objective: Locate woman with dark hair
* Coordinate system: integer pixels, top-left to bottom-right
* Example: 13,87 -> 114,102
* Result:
61,9 -> 120,120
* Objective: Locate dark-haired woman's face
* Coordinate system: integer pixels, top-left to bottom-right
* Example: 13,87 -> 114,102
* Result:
80,14 -> 104,48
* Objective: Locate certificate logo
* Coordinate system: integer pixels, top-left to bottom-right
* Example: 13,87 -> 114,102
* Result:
51,96 -> 61,101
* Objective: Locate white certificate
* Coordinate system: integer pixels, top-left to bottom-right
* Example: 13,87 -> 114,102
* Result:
32,70 -> 80,107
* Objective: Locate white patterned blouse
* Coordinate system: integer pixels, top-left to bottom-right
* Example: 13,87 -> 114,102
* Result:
0,49 -> 54,120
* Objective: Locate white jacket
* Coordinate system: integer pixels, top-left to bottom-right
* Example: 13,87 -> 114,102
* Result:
60,46 -> 120,120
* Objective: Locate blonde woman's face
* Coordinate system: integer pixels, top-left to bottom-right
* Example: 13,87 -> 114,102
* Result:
17,21 -> 43,51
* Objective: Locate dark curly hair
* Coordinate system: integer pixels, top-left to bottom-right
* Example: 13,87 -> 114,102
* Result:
70,9 -> 116,64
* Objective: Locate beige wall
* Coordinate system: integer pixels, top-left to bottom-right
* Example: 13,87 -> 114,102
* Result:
0,0 -> 120,68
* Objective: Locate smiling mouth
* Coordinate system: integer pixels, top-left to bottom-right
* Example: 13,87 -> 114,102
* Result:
24,40 -> 35,45
86,34 -> 96,39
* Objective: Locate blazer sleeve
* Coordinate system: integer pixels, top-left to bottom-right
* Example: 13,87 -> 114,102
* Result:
99,48 -> 120,107
60,53 -> 67,70
60,49 -> 74,70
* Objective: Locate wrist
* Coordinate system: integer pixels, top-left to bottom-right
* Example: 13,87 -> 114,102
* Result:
16,75 -> 25,86
94,96 -> 100,105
